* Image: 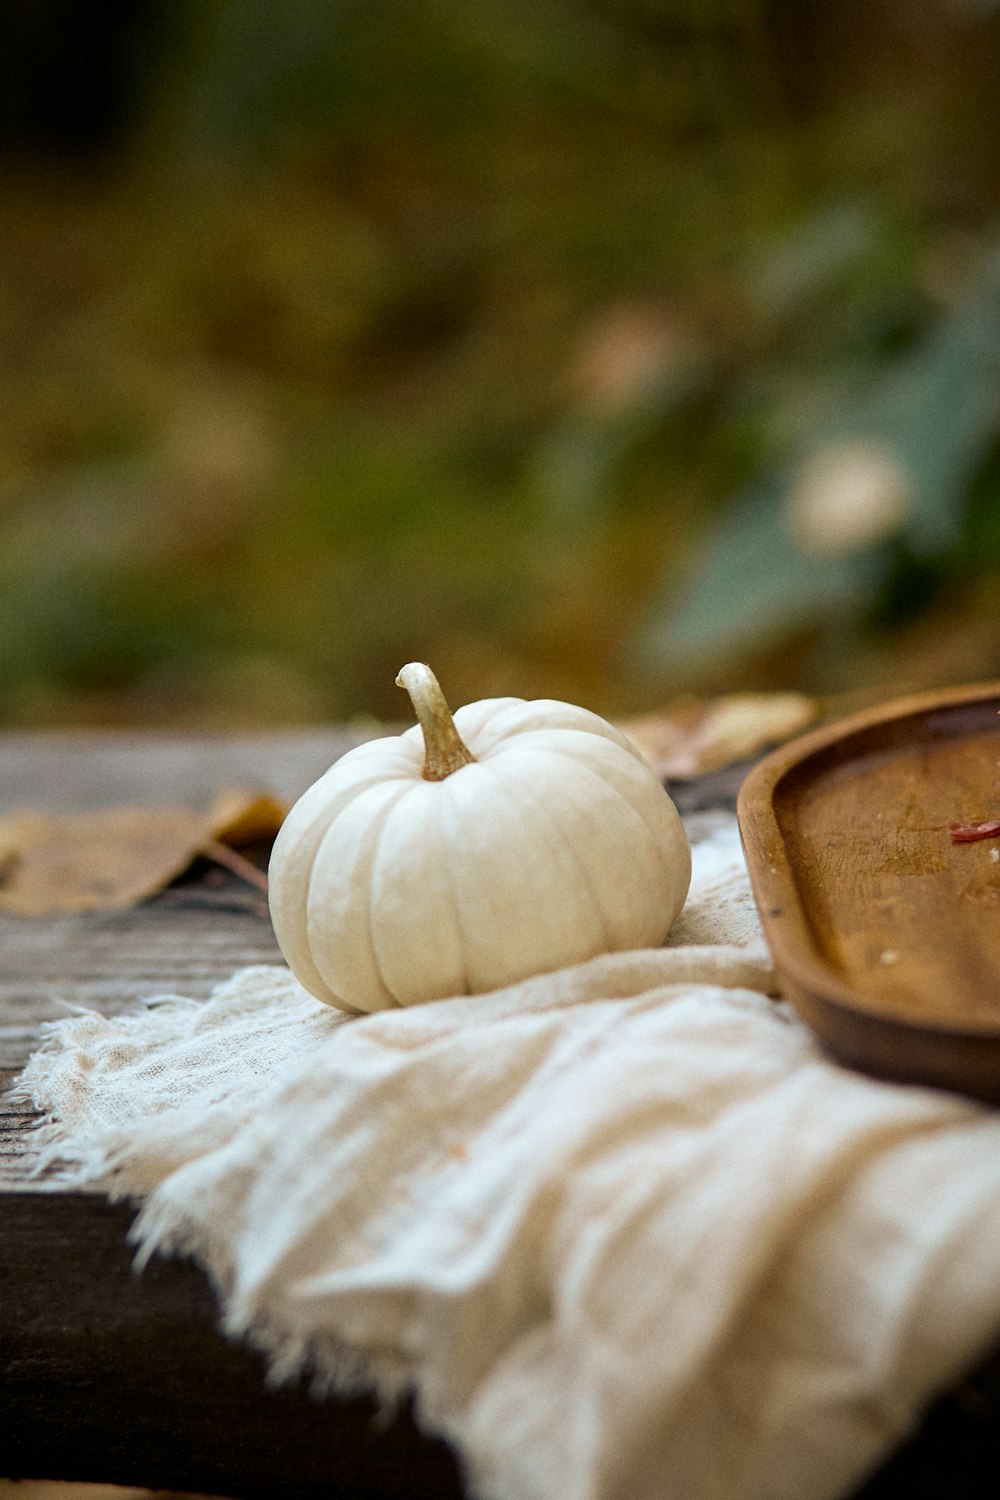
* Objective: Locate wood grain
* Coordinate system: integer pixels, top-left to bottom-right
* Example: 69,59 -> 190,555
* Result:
738,682 -> 1000,1101
0,728 -> 366,1191
3,1190 -> 463,1499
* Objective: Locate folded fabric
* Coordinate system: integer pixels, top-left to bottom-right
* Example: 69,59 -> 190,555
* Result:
17,813 -> 1000,1500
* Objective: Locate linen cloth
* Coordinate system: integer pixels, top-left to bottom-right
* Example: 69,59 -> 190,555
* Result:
16,813 -> 1000,1500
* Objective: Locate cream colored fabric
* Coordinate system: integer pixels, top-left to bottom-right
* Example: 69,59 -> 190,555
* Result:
17,813 -> 1000,1500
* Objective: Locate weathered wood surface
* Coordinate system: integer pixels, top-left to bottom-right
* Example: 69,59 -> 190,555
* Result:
3,1190 -> 464,1499
1,729 -> 368,1190
1,730 -> 998,1497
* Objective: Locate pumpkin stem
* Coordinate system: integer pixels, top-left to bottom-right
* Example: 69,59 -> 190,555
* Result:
396,663 -> 477,781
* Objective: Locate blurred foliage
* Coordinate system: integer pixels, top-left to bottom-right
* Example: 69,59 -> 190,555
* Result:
2,0 -> 1000,727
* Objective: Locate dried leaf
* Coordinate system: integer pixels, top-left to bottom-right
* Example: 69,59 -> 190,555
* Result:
619,692 -> 818,780
208,788 -> 288,847
0,787 -> 286,918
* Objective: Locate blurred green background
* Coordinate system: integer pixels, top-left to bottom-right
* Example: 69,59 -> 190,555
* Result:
2,0 -> 1000,728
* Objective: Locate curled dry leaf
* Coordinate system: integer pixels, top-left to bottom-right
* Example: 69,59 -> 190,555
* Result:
0,788 -> 286,918
619,692 -> 818,781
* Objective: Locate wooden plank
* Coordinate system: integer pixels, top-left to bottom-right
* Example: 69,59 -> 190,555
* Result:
0,880 -> 286,1191
3,1190 -> 463,1499
0,727 -> 373,811
1,729 -> 366,1191
2,886 -> 276,1065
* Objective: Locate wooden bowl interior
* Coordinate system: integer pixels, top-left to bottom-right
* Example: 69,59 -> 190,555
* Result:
771,695 -> 1000,1033
738,685 -> 1000,1101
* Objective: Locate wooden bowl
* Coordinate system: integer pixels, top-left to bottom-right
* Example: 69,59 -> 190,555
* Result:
737,682 -> 1000,1103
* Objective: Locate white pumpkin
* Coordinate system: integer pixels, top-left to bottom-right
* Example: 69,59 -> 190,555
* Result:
269,663 -> 691,1011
